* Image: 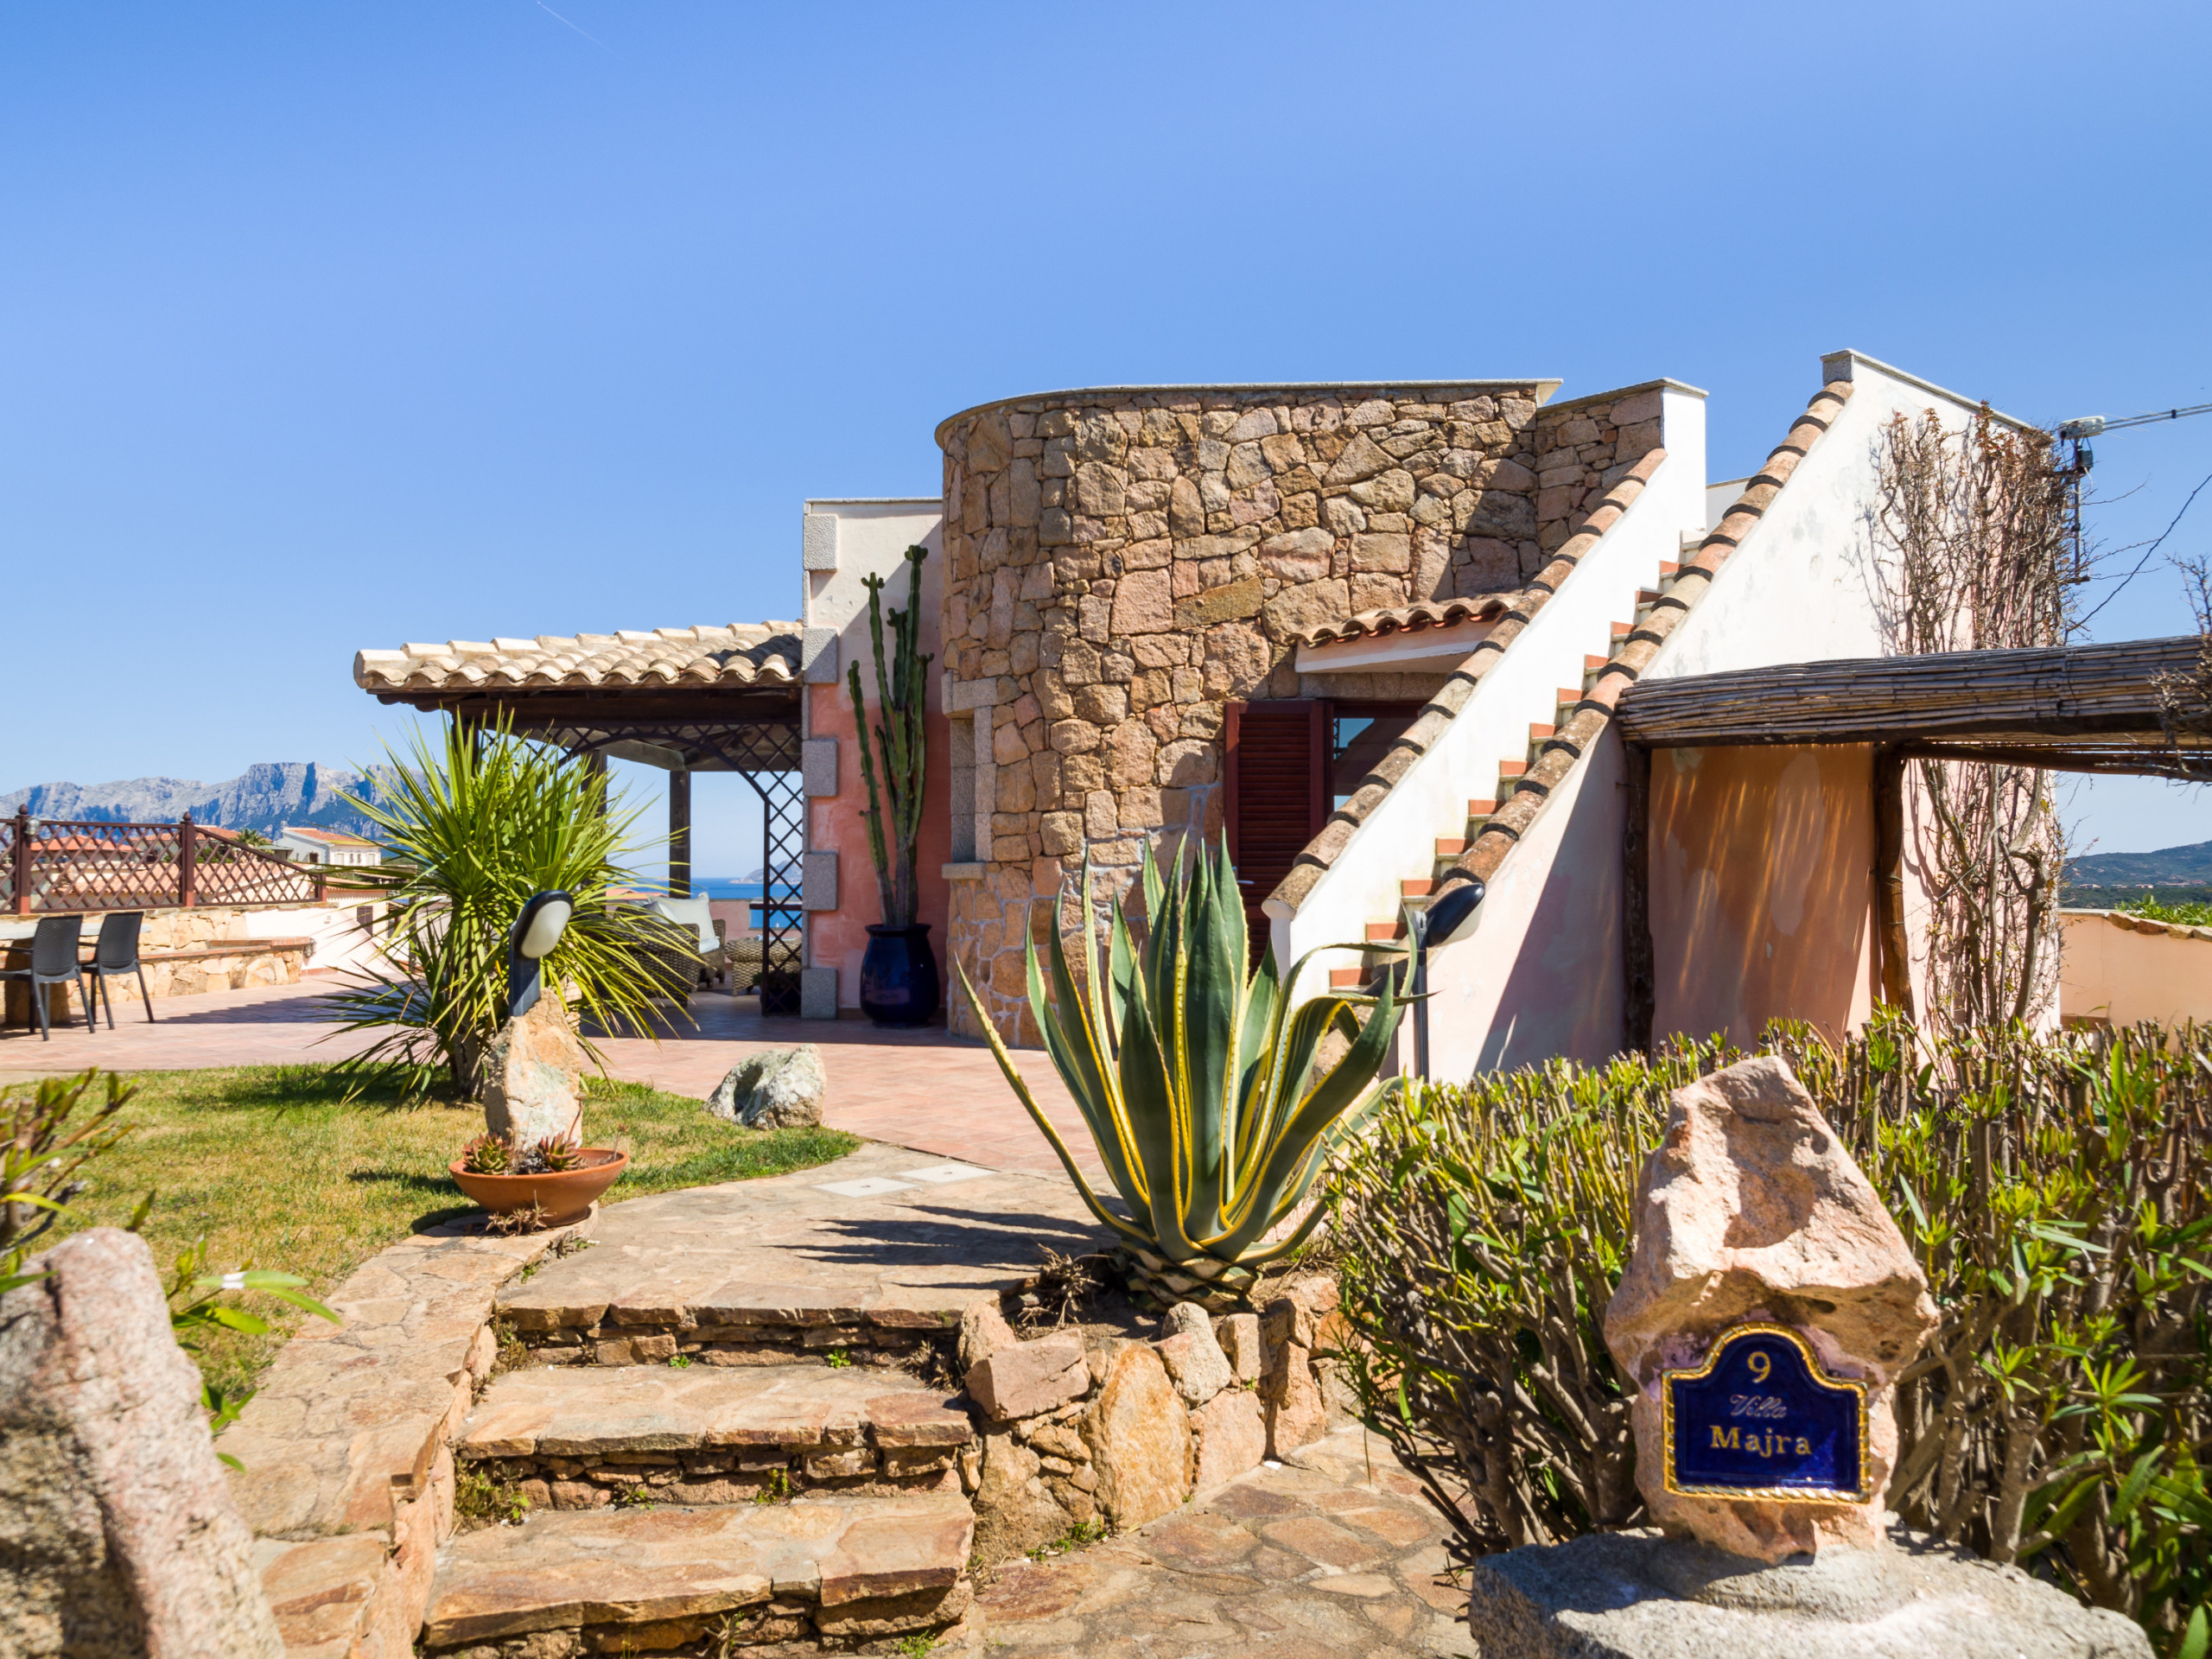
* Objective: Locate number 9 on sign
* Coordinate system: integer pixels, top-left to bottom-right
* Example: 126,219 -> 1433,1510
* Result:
1748,1351 -> 1770,1383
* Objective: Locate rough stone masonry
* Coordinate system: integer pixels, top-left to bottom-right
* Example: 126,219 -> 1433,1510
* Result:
933,379 -> 1665,1043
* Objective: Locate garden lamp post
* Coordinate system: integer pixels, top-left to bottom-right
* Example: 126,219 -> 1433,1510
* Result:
1409,876 -> 1484,1077
507,890 -> 574,1020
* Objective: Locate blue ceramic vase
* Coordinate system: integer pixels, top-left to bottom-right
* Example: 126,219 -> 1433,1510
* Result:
859,923 -> 939,1027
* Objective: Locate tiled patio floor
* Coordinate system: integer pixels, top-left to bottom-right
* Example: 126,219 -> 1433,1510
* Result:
0,976 -> 1107,1183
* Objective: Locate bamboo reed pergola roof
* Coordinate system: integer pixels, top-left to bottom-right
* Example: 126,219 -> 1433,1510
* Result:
1613,636 -> 2212,777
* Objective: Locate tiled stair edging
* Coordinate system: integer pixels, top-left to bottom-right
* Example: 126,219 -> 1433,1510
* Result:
222,1213 -> 596,1659
1268,446 -> 1673,921
1433,380 -> 1855,897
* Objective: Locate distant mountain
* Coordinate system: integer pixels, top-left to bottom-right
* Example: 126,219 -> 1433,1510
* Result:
0,763 -> 385,839
2065,839 -> 2212,888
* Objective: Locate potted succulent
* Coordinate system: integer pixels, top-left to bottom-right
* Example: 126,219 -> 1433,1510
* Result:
846,544 -> 939,1027
450,1130 -> 627,1227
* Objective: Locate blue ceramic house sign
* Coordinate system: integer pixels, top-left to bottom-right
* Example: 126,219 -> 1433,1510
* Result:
1662,1323 -> 1870,1502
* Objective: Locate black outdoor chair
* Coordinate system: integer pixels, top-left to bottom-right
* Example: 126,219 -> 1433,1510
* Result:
82,910 -> 154,1029
0,915 -> 93,1040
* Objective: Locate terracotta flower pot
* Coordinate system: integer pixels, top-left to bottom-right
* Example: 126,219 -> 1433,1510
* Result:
448,1149 -> 628,1226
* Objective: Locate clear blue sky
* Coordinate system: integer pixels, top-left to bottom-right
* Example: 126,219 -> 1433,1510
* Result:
3,2 -> 2208,872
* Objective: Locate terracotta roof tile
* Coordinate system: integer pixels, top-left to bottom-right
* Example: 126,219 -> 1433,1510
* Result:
1266,448 -> 1670,913
1288,594 -> 1511,650
353,623 -> 803,695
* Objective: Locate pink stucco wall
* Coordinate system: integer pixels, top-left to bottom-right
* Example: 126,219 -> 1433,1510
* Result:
1649,742 -> 1881,1049
801,503 -> 952,1013
808,679 -> 953,1007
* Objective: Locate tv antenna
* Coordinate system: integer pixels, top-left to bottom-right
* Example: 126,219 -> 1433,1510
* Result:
2056,399 -> 2212,626
2058,401 -> 2212,476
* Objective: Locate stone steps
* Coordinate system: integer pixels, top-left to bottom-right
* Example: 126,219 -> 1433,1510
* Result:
458,1359 -> 974,1509
420,1493 -> 976,1651
488,1150 -> 1094,1368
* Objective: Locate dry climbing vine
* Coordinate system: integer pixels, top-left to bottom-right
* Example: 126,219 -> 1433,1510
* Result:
1872,408 -> 2074,1031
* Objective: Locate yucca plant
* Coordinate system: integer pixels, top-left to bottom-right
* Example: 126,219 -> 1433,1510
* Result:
321,715 -> 690,1103
957,838 -> 1406,1305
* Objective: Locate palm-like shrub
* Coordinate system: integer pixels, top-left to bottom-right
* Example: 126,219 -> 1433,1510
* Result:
324,717 -> 687,1101
958,839 -> 1405,1302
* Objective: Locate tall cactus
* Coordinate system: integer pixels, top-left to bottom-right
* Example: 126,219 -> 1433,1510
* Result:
846,545 -> 931,927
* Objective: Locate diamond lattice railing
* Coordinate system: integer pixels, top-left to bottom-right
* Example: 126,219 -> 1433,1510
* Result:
4,817 -> 323,914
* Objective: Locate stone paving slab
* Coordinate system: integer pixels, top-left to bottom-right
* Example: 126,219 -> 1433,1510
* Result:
255,1533 -> 389,1659
420,1492 -> 976,1647
459,1360 -> 971,1458
497,1141 -> 1115,1339
952,1424 -> 1474,1658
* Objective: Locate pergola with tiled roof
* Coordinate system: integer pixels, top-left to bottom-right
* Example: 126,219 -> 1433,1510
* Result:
353,621 -> 810,1009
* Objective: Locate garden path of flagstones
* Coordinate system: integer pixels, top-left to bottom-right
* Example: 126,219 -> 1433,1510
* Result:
0,973 -> 1109,1182
951,1424 -> 1472,1657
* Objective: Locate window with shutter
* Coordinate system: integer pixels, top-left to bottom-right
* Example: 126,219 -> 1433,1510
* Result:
1225,701 -> 1325,944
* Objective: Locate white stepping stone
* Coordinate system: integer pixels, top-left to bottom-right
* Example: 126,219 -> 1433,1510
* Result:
894,1162 -> 995,1185
812,1175 -> 920,1198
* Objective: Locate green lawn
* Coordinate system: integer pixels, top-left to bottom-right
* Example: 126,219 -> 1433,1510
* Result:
24,1065 -> 858,1402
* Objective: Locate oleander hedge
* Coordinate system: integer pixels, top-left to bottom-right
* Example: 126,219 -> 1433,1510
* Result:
1329,1016 -> 2210,1656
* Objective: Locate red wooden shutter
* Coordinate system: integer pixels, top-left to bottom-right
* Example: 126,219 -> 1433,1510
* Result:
1225,701 -> 1325,944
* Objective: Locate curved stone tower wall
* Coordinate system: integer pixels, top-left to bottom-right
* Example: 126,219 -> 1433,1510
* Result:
936,381 -> 1555,1042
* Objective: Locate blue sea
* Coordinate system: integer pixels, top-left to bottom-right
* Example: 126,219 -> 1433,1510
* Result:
692,878 -> 767,901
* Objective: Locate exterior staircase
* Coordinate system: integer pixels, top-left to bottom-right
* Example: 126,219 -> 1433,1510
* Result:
1325,561 -> 1693,994
423,1354 -> 979,1651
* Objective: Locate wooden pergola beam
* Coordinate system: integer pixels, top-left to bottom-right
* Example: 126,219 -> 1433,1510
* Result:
1616,636 -> 2202,750
1615,635 -> 2212,1040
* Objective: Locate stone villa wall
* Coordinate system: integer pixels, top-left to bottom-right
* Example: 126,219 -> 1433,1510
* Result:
1532,384 -> 1670,556
938,380 -> 1566,1041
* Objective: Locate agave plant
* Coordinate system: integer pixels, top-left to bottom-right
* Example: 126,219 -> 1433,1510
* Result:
957,838 -> 1405,1302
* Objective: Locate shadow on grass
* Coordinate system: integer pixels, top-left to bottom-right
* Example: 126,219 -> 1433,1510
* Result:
347,1168 -> 464,1195
145,1061 -> 444,1115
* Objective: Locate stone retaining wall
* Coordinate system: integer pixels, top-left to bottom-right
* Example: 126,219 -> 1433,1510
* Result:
1,896 -> 385,1024
957,1272 -> 1350,1563
504,1302 -> 943,1368
3,938 -> 310,1026
219,1212 -> 594,1659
